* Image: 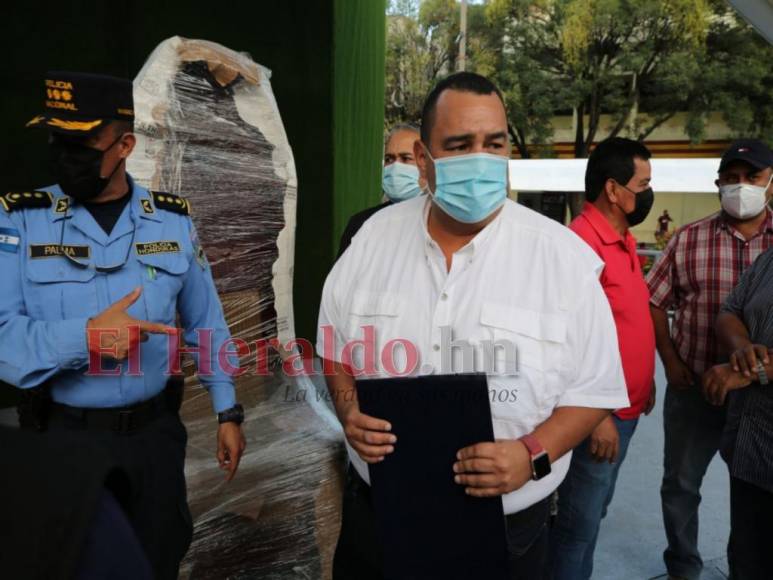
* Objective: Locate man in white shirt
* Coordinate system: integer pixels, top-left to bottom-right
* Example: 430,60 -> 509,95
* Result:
317,72 -> 629,580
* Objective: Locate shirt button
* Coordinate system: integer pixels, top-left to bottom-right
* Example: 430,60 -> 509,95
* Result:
441,292 -> 448,300
433,344 -> 440,351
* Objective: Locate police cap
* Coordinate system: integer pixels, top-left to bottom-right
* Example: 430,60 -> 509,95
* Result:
26,71 -> 134,136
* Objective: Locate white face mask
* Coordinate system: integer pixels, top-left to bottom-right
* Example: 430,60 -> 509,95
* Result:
719,174 -> 773,219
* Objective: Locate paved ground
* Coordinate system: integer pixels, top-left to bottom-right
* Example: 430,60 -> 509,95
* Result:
593,357 -> 730,580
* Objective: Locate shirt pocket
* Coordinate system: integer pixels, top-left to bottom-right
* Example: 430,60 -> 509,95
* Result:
477,302 -> 568,422
344,291 -> 404,370
346,290 -> 401,330
135,252 -> 190,324
24,259 -> 97,321
479,302 -> 566,371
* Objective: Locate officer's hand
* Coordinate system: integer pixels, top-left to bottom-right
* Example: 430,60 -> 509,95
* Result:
341,404 -> 396,464
217,422 -> 246,482
453,440 -> 532,497
87,287 -> 177,360
589,415 -> 619,464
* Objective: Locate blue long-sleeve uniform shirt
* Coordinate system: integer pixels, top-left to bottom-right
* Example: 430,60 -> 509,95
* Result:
0,176 -> 236,413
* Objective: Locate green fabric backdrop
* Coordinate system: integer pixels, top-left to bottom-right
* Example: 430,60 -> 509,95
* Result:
333,0 -> 387,254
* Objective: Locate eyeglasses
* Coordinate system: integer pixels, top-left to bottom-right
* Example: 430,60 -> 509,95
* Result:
58,207 -> 136,273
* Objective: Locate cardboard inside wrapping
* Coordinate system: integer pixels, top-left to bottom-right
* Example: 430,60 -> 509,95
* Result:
176,39 -> 261,86
132,36 -> 344,580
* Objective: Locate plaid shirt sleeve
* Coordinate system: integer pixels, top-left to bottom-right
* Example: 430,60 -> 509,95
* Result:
646,231 -> 679,310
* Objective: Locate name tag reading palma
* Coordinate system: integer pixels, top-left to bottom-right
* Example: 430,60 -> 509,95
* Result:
135,241 -> 181,256
29,244 -> 90,259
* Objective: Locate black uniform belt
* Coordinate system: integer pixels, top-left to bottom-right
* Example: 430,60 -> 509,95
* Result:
49,388 -> 175,434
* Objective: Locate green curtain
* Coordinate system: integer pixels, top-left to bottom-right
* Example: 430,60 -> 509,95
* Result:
332,0 -> 387,255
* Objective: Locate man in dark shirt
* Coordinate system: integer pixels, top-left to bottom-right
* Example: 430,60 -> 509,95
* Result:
704,244 -> 773,580
337,124 -> 423,257
656,209 -> 673,238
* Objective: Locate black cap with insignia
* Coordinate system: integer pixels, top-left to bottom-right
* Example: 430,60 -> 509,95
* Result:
719,139 -> 773,173
26,71 -> 134,136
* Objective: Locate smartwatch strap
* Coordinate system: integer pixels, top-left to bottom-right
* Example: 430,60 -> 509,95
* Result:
519,433 -> 545,458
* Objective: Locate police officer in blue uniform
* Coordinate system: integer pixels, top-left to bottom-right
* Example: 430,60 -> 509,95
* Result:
0,71 -> 247,579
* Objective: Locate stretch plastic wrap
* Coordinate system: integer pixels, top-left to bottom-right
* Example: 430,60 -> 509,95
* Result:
129,37 -> 345,579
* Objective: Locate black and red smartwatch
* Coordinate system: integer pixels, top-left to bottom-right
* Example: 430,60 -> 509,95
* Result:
519,433 -> 552,481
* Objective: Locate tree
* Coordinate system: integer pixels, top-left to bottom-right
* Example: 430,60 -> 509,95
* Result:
384,1 -> 773,214
387,0 -> 419,19
685,1 -> 773,144
487,0 -> 710,155
384,0 -> 491,126
485,0 -> 772,215
385,7 -> 431,125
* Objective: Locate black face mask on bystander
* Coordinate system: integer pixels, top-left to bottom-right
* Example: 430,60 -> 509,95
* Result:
616,183 -> 654,227
48,133 -> 124,202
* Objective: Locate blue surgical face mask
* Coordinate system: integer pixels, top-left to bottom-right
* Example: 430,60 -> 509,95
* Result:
426,150 -> 509,223
382,162 -> 422,202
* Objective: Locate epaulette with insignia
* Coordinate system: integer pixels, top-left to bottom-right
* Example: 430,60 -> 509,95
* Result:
151,191 -> 190,216
1,191 -> 53,213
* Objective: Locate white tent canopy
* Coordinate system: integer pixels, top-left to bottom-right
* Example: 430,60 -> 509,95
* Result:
509,158 -> 721,193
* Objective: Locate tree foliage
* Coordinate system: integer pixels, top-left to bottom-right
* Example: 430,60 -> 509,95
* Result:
385,0 -> 773,150
487,0 -> 715,159
385,0 -> 491,125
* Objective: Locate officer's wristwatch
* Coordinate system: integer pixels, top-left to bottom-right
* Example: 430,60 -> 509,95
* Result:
755,361 -> 769,386
519,433 -> 552,481
218,404 -> 245,425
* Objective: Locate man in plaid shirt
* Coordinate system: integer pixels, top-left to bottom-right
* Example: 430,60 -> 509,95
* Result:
646,139 -> 773,580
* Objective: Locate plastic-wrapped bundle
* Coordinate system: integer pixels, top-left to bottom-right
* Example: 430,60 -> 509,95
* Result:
130,37 -> 344,579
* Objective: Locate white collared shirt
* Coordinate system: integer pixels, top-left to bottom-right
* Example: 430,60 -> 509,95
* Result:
317,195 -> 628,514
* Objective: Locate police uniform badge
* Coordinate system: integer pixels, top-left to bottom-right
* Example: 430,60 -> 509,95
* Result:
195,244 -> 208,270
25,71 -> 134,137
0,227 -> 20,253
190,227 -> 208,270
54,197 -> 69,213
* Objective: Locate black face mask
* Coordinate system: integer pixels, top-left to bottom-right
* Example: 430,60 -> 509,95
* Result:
48,134 -> 124,202
623,187 -> 655,227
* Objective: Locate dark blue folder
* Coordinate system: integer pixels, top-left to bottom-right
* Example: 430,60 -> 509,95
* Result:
356,373 -> 509,580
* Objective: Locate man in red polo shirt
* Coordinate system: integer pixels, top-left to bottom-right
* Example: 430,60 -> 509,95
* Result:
549,137 -> 657,580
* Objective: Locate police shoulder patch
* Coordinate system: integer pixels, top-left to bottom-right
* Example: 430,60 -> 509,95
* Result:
0,227 -> 21,253
151,191 -> 190,216
54,197 -> 69,214
2,191 -> 53,213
